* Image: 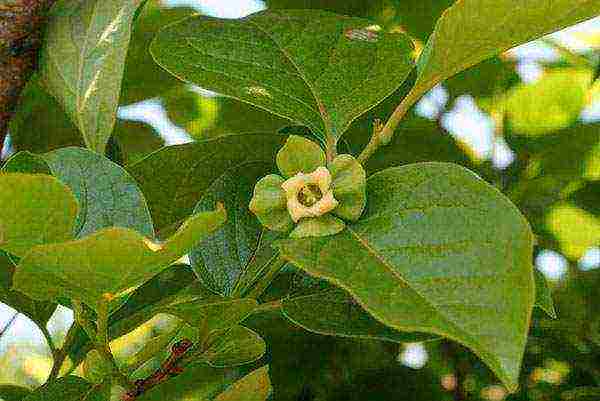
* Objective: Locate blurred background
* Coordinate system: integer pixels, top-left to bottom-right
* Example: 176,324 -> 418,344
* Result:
1,1 -> 599,400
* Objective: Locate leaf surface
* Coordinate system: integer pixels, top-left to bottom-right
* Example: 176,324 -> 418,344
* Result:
39,0 -> 141,153
534,269 -> 556,319
203,326 -> 266,368
214,366 -> 271,401
150,9 -> 414,140
0,174 -> 78,257
128,133 -> 284,235
276,162 -> 535,389
13,207 -> 225,312
413,1 -> 600,101
23,376 -> 107,401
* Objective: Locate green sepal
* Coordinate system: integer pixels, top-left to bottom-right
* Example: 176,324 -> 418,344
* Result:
290,215 -> 345,238
249,174 -> 294,232
330,154 -> 366,221
276,135 -> 326,178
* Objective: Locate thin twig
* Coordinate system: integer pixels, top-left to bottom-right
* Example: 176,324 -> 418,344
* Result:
0,312 -> 18,338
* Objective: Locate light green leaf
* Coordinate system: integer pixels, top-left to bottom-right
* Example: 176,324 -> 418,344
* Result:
289,214 -> 345,238
203,326 -> 266,368
503,68 -> 593,136
276,162 -> 535,390
282,288 -> 438,343
534,269 -> 556,319
248,174 -> 293,233
330,154 -> 366,221
128,133 -> 285,235
23,376 -> 107,401
276,136 -> 326,178
190,165 -> 266,296
6,148 -> 154,238
0,173 -> 78,257
214,366 -> 271,401
150,9 -> 414,140
0,250 -> 57,329
546,203 -> 600,260
39,0 -> 141,153
412,0 -> 600,102
13,206 -> 226,312
161,282 -> 258,331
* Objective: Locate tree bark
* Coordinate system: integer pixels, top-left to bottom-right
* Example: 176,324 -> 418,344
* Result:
0,0 -> 56,153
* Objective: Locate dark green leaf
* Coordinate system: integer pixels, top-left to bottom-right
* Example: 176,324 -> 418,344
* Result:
0,173 -> 78,257
39,0 -> 142,153
190,165 -> 266,296
0,385 -> 31,401
203,326 -> 266,368
534,269 -> 556,319
113,120 -> 164,165
23,376 -> 107,401
282,288 -> 438,343
128,133 -> 285,235
13,206 -> 225,312
150,10 -> 415,140
276,162 -> 535,390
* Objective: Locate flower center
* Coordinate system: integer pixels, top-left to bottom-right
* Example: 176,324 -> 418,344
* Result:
297,183 -> 323,207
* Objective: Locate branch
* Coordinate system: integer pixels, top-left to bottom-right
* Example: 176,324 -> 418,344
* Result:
0,0 -> 56,152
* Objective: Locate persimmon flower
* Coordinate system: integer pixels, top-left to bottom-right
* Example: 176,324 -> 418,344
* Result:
249,135 -> 366,238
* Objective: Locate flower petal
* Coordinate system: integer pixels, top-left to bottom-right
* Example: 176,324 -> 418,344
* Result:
249,174 -> 293,231
308,166 -> 332,193
289,215 -> 345,238
306,190 -> 338,216
330,154 -> 366,221
276,135 -> 326,178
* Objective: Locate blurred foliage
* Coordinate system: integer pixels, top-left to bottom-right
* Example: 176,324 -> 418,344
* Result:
1,1 -> 599,401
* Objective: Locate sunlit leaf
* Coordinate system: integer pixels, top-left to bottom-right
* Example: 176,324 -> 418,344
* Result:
13,206 -> 225,312
412,0 -> 600,104
546,203 -> 600,260
39,0 -> 142,153
276,162 -> 535,389
0,173 -> 78,257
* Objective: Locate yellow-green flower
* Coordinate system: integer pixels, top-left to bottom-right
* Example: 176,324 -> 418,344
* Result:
249,135 -> 366,238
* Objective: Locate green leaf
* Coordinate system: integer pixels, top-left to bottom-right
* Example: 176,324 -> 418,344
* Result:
534,269 -> 556,319
546,203 -> 600,260
161,282 -> 258,331
128,133 -> 285,235
23,376 -> 107,401
329,154 -> 366,221
289,214 -> 345,238
282,288 -> 438,343
214,366 -> 271,401
275,162 -> 535,390
203,326 -> 266,368
0,173 -> 78,257
0,384 -> 31,401
150,10 -> 415,140
276,136 -> 326,178
8,79 -> 84,154
39,0 -> 141,153
67,265 -> 196,365
503,68 -> 593,136
6,147 -> 155,238
112,120 -> 164,165
13,206 -> 226,312
83,349 -> 113,384
190,164 -> 266,296
248,174 -> 293,233
0,250 -> 57,329
43,147 -> 155,237
413,0 -> 600,100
